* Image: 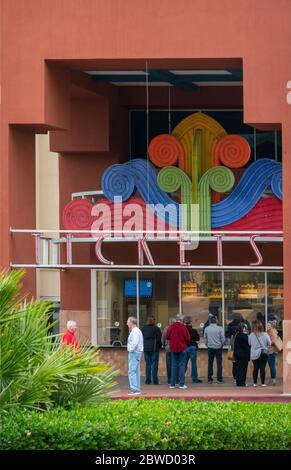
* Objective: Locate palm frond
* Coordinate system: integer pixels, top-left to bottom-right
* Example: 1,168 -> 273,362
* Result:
0,269 -> 118,410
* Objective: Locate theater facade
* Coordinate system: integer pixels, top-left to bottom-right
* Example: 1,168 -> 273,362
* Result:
1,0 -> 291,391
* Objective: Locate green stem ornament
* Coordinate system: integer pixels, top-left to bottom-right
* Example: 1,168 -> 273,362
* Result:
157,166 -> 192,231
192,129 -> 202,204
198,166 -> 235,235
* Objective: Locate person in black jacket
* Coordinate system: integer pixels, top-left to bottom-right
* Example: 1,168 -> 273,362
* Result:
226,312 -> 244,339
226,312 -> 244,383
233,323 -> 250,387
184,316 -> 202,383
141,315 -> 162,385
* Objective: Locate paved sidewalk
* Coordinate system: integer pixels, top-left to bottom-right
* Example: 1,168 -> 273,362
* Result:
111,377 -> 290,403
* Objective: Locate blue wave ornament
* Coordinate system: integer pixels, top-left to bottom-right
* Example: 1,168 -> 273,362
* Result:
271,166 -> 282,200
102,163 -> 136,202
211,159 -> 282,227
102,157 -> 282,230
102,159 -> 181,227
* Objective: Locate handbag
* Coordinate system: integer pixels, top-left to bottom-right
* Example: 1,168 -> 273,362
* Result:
272,335 -> 283,353
227,349 -> 234,361
255,334 -> 269,357
227,333 -> 236,361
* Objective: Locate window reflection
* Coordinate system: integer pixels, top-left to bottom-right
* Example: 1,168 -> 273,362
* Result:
181,272 -> 222,338
138,272 -> 179,330
96,271 -> 136,346
224,272 -> 265,339
267,272 -> 283,337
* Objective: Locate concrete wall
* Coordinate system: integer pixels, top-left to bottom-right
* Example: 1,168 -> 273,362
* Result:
100,347 -> 283,380
35,134 -> 60,300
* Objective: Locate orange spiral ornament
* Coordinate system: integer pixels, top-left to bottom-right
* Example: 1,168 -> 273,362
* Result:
149,134 -> 185,170
214,134 -> 251,168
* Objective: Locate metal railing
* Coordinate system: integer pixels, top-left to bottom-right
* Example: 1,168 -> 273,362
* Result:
9,228 -> 283,271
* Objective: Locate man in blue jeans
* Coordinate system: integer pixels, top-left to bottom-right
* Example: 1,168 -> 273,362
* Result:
204,315 -> 225,384
127,316 -> 144,396
166,313 -> 190,389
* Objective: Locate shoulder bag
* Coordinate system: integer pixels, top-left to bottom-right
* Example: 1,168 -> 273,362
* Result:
255,334 -> 269,358
272,335 -> 283,353
227,333 -> 237,361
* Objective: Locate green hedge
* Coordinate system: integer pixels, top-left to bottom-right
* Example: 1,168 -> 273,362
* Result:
1,399 -> 290,450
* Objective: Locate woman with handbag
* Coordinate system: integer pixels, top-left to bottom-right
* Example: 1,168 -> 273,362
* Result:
248,320 -> 271,387
267,320 -> 282,386
234,323 -> 250,387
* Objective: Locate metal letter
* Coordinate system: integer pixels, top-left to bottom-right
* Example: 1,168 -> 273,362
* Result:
95,236 -> 114,265
249,235 -> 263,266
215,234 -> 223,266
138,236 -> 155,265
179,237 -> 191,266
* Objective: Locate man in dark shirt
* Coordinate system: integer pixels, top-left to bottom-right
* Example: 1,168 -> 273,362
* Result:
141,315 -> 162,385
184,316 -> 203,383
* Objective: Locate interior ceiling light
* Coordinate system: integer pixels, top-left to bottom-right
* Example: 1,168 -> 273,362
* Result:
84,70 -> 147,75
170,70 -> 232,75
193,81 -> 243,86
109,81 -> 173,86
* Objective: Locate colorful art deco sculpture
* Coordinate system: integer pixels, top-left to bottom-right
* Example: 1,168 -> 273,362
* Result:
62,112 -> 283,235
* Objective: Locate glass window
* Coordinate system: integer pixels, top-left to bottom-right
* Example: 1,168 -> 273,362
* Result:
138,271 -> 179,330
41,297 -> 60,337
96,271 -> 136,346
181,272 -> 222,340
267,272 -> 283,338
94,269 -> 283,347
224,272 -> 265,339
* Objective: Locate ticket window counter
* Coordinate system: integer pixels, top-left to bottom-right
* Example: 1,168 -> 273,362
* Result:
92,270 -> 283,347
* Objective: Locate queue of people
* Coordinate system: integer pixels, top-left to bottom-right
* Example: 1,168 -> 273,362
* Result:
60,315 -> 282,396
232,319 -> 282,387
124,313 -> 282,395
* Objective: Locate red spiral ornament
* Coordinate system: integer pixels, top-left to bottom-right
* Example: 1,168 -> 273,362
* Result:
214,134 -> 251,168
149,134 -> 185,170
62,199 -> 94,237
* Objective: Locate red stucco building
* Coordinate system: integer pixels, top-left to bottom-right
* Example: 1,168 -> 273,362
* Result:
1,0 -> 291,392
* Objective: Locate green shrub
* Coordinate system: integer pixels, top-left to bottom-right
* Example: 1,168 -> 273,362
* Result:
0,269 -> 117,410
0,399 -> 290,450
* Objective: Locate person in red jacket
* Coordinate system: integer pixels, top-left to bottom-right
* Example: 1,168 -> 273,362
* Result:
166,313 -> 190,389
61,320 -> 80,350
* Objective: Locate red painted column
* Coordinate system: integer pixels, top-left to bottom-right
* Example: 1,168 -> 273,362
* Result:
0,62 -> 71,297
282,121 -> 291,394
0,126 -> 36,296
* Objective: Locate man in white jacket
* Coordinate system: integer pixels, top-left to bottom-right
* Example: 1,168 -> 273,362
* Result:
127,316 -> 144,395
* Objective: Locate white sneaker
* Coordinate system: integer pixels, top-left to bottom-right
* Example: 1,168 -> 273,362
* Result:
179,385 -> 188,390
169,385 -> 175,389
261,384 -> 267,387
253,384 -> 258,387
